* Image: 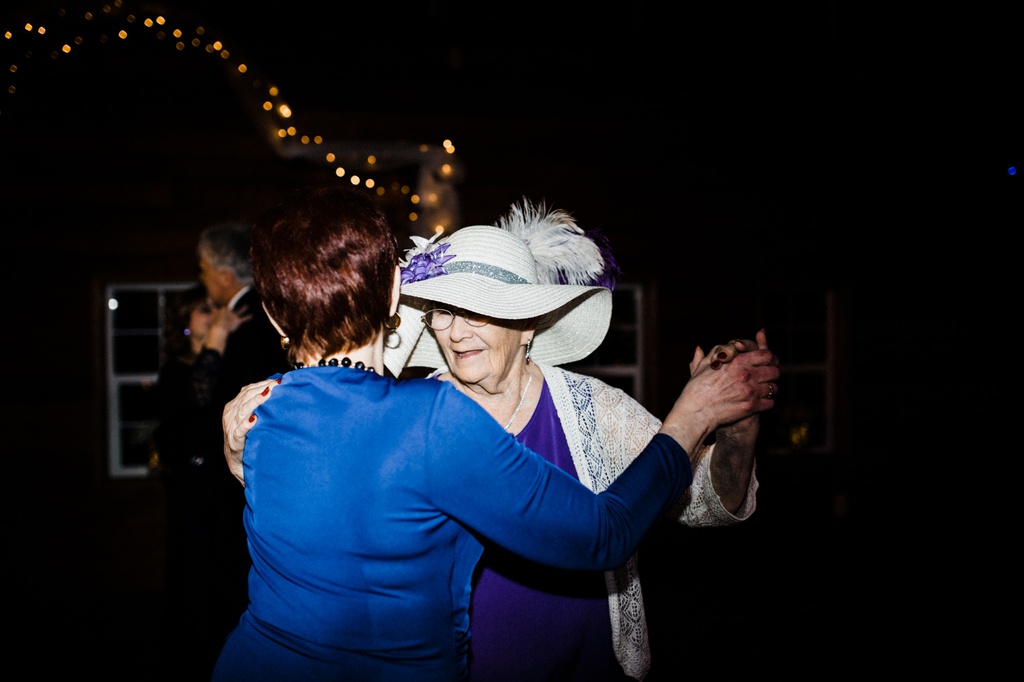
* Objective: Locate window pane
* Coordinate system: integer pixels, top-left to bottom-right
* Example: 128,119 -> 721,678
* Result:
114,334 -> 160,374
120,423 -> 158,469
119,381 -> 158,422
759,372 -> 827,452
597,328 -> 637,365
111,290 -> 159,329
612,288 -> 636,321
761,288 -> 828,364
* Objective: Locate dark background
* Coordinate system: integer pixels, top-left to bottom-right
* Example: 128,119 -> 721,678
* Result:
2,1 -> 1016,678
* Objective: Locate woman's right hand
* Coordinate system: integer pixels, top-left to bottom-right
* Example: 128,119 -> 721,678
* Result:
222,378 -> 279,485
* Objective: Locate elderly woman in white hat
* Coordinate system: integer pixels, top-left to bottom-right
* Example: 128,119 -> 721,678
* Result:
222,199 -> 777,681
381,200 -> 773,682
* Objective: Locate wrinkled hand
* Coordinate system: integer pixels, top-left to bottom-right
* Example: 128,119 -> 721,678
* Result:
686,342 -> 778,425
659,330 -> 780,455
692,329 -> 779,431
222,378 -> 279,485
691,330 -> 777,378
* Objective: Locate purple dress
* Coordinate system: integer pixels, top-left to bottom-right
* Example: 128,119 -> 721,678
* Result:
467,379 -> 628,681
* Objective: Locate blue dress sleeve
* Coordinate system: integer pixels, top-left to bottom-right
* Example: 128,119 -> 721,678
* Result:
425,385 -> 692,571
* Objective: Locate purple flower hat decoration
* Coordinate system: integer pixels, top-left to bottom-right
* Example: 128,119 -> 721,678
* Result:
400,233 -> 456,284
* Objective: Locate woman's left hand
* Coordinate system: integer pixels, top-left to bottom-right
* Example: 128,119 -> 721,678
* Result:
222,378 -> 279,485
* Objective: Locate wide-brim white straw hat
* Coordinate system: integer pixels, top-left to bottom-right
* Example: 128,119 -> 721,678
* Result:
384,202 -> 615,376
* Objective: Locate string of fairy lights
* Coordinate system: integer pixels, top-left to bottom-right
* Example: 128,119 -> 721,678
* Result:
1,0 -> 461,234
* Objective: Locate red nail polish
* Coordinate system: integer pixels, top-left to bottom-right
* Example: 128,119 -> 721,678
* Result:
717,351 -> 728,360
276,378 -> 282,384
262,386 -> 270,396
710,360 -> 721,370
248,414 -> 256,423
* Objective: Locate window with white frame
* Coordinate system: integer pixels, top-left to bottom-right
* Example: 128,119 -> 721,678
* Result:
105,282 -> 193,479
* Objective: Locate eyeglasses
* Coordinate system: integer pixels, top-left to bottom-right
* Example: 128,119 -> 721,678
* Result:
422,308 -> 489,331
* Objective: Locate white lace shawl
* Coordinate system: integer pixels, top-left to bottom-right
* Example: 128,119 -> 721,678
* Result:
541,363 -> 758,681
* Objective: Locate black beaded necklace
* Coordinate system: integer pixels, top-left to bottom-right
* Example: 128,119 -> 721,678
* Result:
292,356 -> 375,373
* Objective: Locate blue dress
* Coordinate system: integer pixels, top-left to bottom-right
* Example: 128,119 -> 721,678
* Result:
211,366 -> 690,681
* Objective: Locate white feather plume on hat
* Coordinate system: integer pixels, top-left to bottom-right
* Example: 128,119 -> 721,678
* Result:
498,199 -> 605,286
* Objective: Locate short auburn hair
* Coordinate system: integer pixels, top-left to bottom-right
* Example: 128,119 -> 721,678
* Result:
251,185 -> 399,362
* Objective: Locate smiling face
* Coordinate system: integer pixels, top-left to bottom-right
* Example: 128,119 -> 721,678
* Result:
430,312 -> 533,391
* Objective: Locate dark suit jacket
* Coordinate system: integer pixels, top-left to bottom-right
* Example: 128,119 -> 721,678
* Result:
218,286 -> 290,411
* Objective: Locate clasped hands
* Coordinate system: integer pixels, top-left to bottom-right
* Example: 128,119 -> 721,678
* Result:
669,328 -> 780,445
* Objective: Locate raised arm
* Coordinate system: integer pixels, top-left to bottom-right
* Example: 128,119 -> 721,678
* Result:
690,328 -> 777,514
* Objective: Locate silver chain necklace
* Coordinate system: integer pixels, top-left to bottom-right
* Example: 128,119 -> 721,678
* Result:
503,367 -> 534,432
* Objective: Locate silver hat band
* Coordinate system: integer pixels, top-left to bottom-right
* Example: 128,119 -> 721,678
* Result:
445,261 -> 530,284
